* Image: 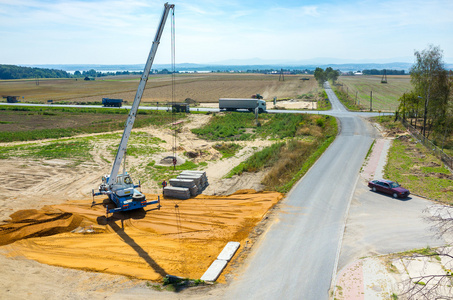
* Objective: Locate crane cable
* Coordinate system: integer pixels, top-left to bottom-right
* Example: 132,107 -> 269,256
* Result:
169,6 -> 187,275
171,7 -> 177,169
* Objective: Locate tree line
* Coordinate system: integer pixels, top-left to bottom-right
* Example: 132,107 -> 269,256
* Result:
313,67 -> 340,85
397,45 -> 452,145
362,69 -> 406,75
0,64 -> 71,80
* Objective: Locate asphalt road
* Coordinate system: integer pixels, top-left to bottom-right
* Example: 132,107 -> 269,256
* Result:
0,99 -> 391,118
223,82 -> 377,299
338,179 -> 446,272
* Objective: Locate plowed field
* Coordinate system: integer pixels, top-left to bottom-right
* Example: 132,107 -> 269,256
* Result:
0,73 -> 316,103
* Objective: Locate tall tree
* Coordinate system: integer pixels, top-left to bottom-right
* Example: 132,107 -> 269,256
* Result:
410,45 -> 447,137
313,67 -> 326,86
325,67 -> 340,84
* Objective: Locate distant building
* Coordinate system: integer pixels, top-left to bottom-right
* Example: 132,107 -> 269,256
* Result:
353,71 -> 363,75
2,95 -> 20,103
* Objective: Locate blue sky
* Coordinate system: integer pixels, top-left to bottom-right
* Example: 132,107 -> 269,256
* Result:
1,0 -> 452,65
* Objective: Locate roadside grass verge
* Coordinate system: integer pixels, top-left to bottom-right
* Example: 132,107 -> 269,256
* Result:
384,135 -> 453,204
331,86 -> 364,111
227,115 -> 337,192
317,90 -> 332,111
274,135 -> 335,193
227,142 -> 286,177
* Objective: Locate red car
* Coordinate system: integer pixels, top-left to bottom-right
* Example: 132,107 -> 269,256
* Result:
368,179 -> 410,198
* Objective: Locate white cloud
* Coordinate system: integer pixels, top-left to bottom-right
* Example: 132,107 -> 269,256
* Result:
0,0 -> 452,64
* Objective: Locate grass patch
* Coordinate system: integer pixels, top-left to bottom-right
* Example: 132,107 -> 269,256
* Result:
161,276 -> 206,292
365,139 -> 376,161
192,112 -> 331,141
0,140 -> 92,161
146,160 -> 207,187
191,113 -> 255,141
402,246 -> 438,257
213,143 -> 242,158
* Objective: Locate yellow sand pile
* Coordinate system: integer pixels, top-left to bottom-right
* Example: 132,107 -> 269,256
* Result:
0,190 -> 282,281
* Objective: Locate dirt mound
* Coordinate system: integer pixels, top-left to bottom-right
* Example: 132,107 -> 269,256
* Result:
0,208 -> 82,246
1,191 -> 282,281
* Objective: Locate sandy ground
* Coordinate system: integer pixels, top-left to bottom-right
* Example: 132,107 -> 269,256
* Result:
0,113 -> 282,299
199,99 -> 316,110
0,191 -> 282,280
0,114 -> 271,222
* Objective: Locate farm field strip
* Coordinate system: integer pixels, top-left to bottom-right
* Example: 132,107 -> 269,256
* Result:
338,75 -> 413,111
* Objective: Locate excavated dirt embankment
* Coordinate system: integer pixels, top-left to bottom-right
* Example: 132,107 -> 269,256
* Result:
0,190 -> 282,281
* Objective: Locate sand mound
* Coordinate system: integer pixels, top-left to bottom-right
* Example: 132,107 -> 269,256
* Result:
0,208 -> 82,246
0,191 -> 282,281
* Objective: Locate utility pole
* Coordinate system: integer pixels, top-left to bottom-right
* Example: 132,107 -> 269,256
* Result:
422,89 -> 430,137
370,91 -> 373,111
279,69 -> 284,81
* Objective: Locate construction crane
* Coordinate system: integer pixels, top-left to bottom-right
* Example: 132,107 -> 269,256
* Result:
93,3 -> 175,214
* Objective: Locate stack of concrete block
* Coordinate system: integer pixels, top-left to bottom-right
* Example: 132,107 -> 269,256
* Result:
178,170 -> 209,190
169,178 -> 198,196
163,170 -> 208,200
163,186 -> 191,200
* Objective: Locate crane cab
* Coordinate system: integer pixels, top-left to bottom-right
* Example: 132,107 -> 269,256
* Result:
97,173 -> 152,213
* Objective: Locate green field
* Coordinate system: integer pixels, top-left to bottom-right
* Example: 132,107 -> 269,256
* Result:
337,75 -> 413,112
0,105 -> 185,142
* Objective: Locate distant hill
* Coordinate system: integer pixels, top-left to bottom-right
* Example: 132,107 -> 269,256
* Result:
17,61 -> 453,74
0,64 -> 70,80
23,62 -> 416,73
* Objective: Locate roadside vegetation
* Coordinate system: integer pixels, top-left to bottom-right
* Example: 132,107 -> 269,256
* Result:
317,90 -> 332,110
376,116 -> 453,204
331,86 -> 364,111
197,112 -> 338,192
396,45 -> 453,154
379,45 -> 453,204
192,112 -> 332,141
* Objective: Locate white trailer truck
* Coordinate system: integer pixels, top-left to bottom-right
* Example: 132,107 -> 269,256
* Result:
219,98 -> 267,113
